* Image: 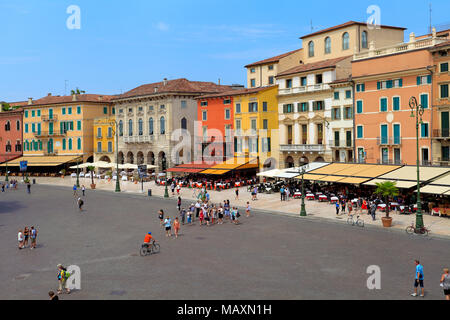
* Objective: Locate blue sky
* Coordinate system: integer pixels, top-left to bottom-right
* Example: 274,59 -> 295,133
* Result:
1,0 -> 449,102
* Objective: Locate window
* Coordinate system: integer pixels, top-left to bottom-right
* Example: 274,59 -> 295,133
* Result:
283,104 -> 294,113
308,41 -> 314,57
77,106 -> 81,114
440,62 -> 449,73
202,111 -> 207,121
393,97 -> 400,111
417,75 -> 432,85
181,118 -> 187,130
440,84 -> 449,98
128,108 -> 133,113
250,79 -> 256,87
420,93 -> 429,109
103,107 -> 108,114
261,137 -> 271,152
138,118 -> 143,135
313,101 -> 324,111
148,106 -> 154,111
25,110 -> 28,118
62,139 -> 66,150
342,32 -> 349,50
16,120 -> 20,131
356,83 -> 365,92
62,107 -> 66,115
250,68 -> 256,73
5,141 -> 11,152
268,76 -> 274,85
225,109 -> 230,120
343,107 -> 352,119
332,108 -> 341,120
108,141 -> 113,153
97,127 -> 102,138
236,103 -> 241,113
160,105 -> 165,110
263,119 -> 268,130
160,117 -> 165,134
77,120 -> 81,130
37,110 -> 41,117
200,101 -> 208,107
5,121 -> 10,131
248,137 -> 258,153
355,100 -> 362,114
301,77 -> 307,86
380,124 -> 388,144
128,119 -> 133,136
67,138 -> 72,151
181,100 -> 187,109
268,65 -> 274,71
345,90 -> 351,99
324,37 -> 331,54
25,123 -> 29,133
380,98 -> 388,112
251,119 -> 257,131
421,123 -> 429,137
112,107 -> 115,115
119,120 -> 123,136
107,127 -> 112,138
298,102 -> 308,112
235,119 -> 241,130
361,31 -> 368,48
31,110 -> 35,117
149,118 -> 154,135
97,142 -> 102,153
223,99 -> 231,105
263,102 -> 268,112
68,107 -> 72,115
357,125 -> 363,138
334,92 -> 340,100
315,74 -> 323,84
248,102 -> 258,112
286,79 -> 293,88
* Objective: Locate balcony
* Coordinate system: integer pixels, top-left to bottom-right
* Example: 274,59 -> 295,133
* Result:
329,140 -> 353,148
280,144 -> 325,153
377,136 -> 402,146
377,159 -> 403,165
41,115 -> 58,122
34,131 -> 67,138
279,83 -> 330,95
123,135 -> 155,144
432,129 -> 450,139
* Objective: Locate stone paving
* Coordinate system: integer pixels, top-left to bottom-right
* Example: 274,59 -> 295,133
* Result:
7,174 -> 449,238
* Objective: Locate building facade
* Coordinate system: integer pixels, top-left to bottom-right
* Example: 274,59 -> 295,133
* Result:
93,116 -> 116,163
113,78 -> 234,172
23,94 -> 115,163
0,108 -> 23,163
352,33 -> 448,165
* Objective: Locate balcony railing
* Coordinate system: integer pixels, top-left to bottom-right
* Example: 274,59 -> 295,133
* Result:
123,135 -> 155,144
280,144 -> 325,153
34,131 -> 67,138
329,140 -> 353,148
377,136 -> 402,146
279,83 -> 330,95
432,129 -> 450,138
377,159 -> 403,165
41,115 -> 58,121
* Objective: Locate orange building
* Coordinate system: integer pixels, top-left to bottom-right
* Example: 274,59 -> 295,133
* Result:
352,39 -> 436,165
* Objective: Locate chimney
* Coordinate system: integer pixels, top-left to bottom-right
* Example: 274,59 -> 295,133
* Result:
28,98 -> 33,105
409,32 -> 416,43
47,93 -> 52,96
98,95 -> 103,101
163,78 -> 168,86
72,94 -> 77,101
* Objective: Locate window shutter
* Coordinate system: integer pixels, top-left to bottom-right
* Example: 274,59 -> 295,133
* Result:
248,103 -> 251,112
417,76 -> 421,85
234,138 -> 237,152
60,122 -> 63,133
399,79 -> 403,87
377,82 -> 381,90
427,75 -> 432,84
387,80 -> 393,88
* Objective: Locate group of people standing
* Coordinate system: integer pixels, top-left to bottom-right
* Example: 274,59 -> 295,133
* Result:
17,226 -> 38,249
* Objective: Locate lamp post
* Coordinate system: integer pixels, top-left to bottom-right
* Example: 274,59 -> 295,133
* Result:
5,155 -> 9,182
299,165 -> 307,216
108,119 -> 121,192
76,157 -> 80,188
162,157 -> 169,198
409,96 -> 424,230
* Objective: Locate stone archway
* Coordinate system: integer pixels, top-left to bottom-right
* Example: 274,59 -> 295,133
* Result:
147,151 -> 155,165
158,151 -> 166,171
285,156 -> 294,168
127,151 -> 134,164
137,151 -> 144,165
100,156 -> 111,163
118,152 -> 124,164
299,156 -> 309,166
314,156 -> 325,162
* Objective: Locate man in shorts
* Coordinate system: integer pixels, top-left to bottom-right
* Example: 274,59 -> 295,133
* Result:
411,260 -> 425,297
30,226 -> 38,249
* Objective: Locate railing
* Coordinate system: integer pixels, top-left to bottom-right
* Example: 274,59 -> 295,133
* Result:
41,115 -> 58,121
377,159 -> 403,165
376,136 -> 402,146
34,131 -> 67,138
123,135 -> 155,143
279,83 -> 330,95
329,140 -> 353,148
432,129 -> 450,138
280,144 -> 325,152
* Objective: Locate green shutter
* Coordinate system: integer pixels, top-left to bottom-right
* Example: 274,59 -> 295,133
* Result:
69,139 -> 72,150
417,76 -> 421,85
393,97 -> 400,111
267,137 -> 271,152
362,83 -> 365,91
62,139 -> 66,150
427,75 -> 432,84
357,101 -> 363,113
386,80 -> 393,88
381,98 -> 387,112
377,82 -> 381,90
421,94 -> 428,109
399,79 -> 403,87
77,120 -> 81,130
78,138 -> 82,150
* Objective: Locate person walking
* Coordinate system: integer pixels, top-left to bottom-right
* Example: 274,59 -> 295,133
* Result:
72,184 -> 77,196
246,202 -> 251,217
23,226 -> 30,248
195,201 -> 201,220
370,202 -> 377,221
77,197 -> 84,212
280,186 -> 285,201
164,217 -> 172,237
158,210 -> 164,226
177,196 -> 182,212
235,187 -> 239,200
1,183 -> 4,192
348,200 -> 353,216
341,200 -> 346,215
176,184 -> 181,196
173,217 -> 180,238
411,260 -> 425,297
189,203 -> 195,222
26,181 -> 31,194
440,268 -> 450,300
57,264 -> 71,294
180,208 -> 186,225
171,182 -> 175,197
18,229 -> 24,249
30,226 -> 38,249
81,185 -> 86,197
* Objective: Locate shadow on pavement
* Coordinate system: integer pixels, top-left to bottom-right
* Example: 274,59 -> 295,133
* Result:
0,201 -> 26,215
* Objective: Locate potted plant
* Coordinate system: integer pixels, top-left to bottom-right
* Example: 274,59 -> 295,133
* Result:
106,170 -> 112,181
374,181 -> 399,228
60,169 -> 66,178
87,166 -> 96,189
133,171 -> 139,184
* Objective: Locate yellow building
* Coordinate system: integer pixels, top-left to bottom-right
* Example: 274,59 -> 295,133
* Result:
232,86 -> 279,171
93,116 -> 116,163
19,93 -> 115,168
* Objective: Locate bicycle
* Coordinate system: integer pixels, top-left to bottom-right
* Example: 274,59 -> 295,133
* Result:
140,240 -> 160,256
406,223 -> 430,236
347,214 -> 364,227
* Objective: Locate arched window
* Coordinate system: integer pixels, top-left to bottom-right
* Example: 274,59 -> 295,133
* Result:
181,117 -> 187,130
149,118 -> 154,135
128,119 -> 133,136
138,118 -> 143,135
119,120 -> 123,136
308,41 -> 314,57
62,138 -> 66,150
361,31 -> 368,49
160,116 -> 165,134
324,37 -> 331,54
6,140 -> 11,152
342,32 -> 349,50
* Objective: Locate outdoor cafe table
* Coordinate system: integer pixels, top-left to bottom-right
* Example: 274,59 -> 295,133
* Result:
330,196 -> 339,203
293,192 -> 302,199
306,193 -> 315,200
319,195 -> 328,202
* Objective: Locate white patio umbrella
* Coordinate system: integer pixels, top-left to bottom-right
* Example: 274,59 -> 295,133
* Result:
91,161 -> 113,168
69,162 -> 93,169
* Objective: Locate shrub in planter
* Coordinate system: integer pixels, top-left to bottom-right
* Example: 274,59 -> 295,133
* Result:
375,181 -> 399,228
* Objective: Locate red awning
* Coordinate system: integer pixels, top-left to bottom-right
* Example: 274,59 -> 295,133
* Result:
167,162 -> 215,173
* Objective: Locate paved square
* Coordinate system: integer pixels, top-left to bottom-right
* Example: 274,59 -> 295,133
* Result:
1,184 -> 449,300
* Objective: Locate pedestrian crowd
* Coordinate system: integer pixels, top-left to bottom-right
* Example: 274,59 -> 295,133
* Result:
17,226 -> 38,250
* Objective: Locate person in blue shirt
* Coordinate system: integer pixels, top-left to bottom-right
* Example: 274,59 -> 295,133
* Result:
73,184 -> 77,196
412,260 -> 425,297
335,202 -> 340,215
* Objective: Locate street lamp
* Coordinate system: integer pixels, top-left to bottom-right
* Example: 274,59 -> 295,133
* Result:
76,157 -> 80,188
299,165 -> 307,216
5,155 -> 9,182
409,96 -> 425,230
162,157 -> 169,198
108,119 -> 121,192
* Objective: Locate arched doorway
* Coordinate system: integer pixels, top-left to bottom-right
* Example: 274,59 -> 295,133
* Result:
100,156 -> 111,163
127,152 -> 134,164
158,151 -> 166,171
285,156 -> 294,168
87,155 -> 94,163
315,156 -> 325,162
137,151 -> 144,165
118,152 -> 124,164
147,151 -> 155,165
299,156 -> 309,166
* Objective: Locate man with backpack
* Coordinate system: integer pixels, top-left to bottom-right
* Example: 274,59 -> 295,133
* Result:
57,264 -> 71,294
77,197 -> 84,212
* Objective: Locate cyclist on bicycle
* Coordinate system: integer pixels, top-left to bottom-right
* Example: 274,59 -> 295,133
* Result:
143,232 -> 154,247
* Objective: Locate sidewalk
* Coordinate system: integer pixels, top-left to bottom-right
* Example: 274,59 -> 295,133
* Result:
6,175 -> 450,238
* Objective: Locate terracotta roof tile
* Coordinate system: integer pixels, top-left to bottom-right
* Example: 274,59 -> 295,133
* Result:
277,56 -> 352,77
196,86 -> 277,99
26,94 -> 117,107
115,78 -> 233,100
244,49 -> 302,68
